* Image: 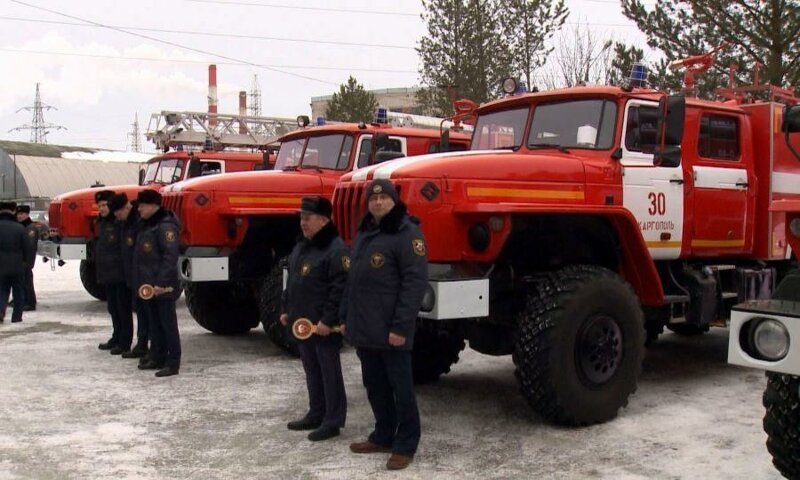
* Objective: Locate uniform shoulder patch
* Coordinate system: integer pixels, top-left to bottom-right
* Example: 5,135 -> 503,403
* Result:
370,252 -> 385,268
28,229 -> 36,238
341,255 -> 351,271
126,236 -> 134,246
412,239 -> 426,257
300,262 -> 311,276
142,241 -> 153,253
164,229 -> 176,242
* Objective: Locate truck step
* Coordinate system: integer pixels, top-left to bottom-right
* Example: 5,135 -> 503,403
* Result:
721,292 -> 738,300
663,294 -> 690,305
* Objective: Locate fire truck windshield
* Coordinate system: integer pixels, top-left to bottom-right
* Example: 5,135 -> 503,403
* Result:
143,159 -> 185,185
528,99 -> 617,150
471,107 -> 529,150
275,134 -> 354,171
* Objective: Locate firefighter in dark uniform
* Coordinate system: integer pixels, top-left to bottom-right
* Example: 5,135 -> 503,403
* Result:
133,189 -> 181,378
342,178 -> 428,471
95,190 -> 134,354
108,193 -> 149,361
15,205 -> 40,311
281,196 -> 349,441
0,201 -> 31,323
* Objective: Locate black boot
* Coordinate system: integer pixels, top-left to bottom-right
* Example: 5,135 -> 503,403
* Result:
308,426 -> 340,441
109,346 -> 130,355
287,416 -> 321,431
98,340 -> 116,350
155,367 -> 179,378
122,345 -> 148,359
138,359 -> 164,370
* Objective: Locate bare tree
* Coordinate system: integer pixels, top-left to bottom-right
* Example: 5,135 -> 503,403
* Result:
539,22 -> 614,89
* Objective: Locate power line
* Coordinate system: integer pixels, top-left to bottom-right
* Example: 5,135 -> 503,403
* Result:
10,0 -> 339,86
0,15 -> 416,50
0,47 -> 419,73
128,113 -> 142,152
183,0 -> 420,17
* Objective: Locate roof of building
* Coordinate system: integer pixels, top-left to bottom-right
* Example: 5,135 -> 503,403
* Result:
9,155 -> 141,199
0,140 -> 101,158
311,87 -> 420,102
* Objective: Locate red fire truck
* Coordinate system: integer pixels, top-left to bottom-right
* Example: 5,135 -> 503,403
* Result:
159,112 -> 471,352
41,111 -> 289,300
333,55 -> 800,426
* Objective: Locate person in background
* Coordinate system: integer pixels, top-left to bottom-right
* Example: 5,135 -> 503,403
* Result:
0,201 -> 31,323
16,205 -> 40,311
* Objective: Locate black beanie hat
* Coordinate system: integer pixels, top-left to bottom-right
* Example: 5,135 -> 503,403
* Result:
94,190 -> 115,203
365,178 -> 399,204
15,205 -> 31,214
136,189 -> 162,206
108,193 -> 129,213
299,196 -> 333,218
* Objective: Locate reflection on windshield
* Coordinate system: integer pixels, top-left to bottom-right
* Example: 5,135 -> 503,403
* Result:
471,107 -> 529,150
275,134 -> 353,170
143,159 -> 185,185
275,138 -> 305,170
528,99 -> 617,150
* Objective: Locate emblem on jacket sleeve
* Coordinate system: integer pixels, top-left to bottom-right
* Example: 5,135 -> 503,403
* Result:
28,230 -> 36,238
142,241 -> 153,253
412,239 -> 426,256
370,252 -> 385,268
341,255 -> 351,271
126,236 -> 134,246
165,230 -> 176,242
300,262 -> 311,276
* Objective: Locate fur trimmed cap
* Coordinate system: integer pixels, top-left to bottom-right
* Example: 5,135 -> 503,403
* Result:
136,189 -> 162,206
15,205 -> 31,214
299,196 -> 333,218
108,193 -> 129,213
94,190 -> 115,203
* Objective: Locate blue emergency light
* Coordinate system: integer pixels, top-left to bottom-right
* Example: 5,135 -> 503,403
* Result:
375,107 -> 388,124
629,62 -> 648,88
316,116 -> 326,126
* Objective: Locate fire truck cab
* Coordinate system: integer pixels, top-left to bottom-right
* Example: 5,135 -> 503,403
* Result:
160,114 -> 471,350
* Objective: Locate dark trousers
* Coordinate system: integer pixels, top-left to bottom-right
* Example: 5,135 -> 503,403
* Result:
106,282 -> 133,349
23,268 -> 35,308
144,298 -> 181,369
133,296 -> 149,348
356,348 -> 420,456
0,273 -> 24,321
297,337 -> 347,428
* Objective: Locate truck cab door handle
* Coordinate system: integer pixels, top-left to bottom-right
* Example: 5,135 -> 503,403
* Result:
670,178 -> 684,184
735,181 -> 749,188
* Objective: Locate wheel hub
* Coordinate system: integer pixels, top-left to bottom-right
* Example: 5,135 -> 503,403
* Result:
577,315 -> 623,386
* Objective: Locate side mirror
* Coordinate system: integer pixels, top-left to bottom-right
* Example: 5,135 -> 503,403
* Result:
440,128 -> 450,152
654,95 -> 685,167
368,132 -> 391,166
783,104 -> 800,162
783,105 -> 800,133
138,169 -> 145,186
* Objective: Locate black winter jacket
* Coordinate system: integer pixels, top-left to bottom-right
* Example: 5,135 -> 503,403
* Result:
19,218 -> 39,266
282,221 -> 349,342
342,202 -> 428,351
132,208 -> 181,301
94,213 -> 125,285
0,212 -> 30,276
120,209 -> 141,290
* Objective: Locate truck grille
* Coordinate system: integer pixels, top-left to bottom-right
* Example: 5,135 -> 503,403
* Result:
161,193 -> 184,218
333,183 -> 365,243
48,201 -> 62,230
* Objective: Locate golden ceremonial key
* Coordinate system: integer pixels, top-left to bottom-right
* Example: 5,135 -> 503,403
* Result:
138,284 -> 175,300
291,318 -> 342,340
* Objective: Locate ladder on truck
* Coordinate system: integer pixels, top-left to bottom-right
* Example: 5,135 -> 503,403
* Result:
145,111 -> 298,151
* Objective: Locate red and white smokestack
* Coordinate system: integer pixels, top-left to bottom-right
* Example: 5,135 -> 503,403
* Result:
208,64 -> 218,128
239,91 -> 247,134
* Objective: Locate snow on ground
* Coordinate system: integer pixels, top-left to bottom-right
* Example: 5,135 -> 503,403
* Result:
0,261 -> 783,480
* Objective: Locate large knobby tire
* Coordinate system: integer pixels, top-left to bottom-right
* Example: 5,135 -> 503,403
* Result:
512,265 -> 645,426
764,373 -> 800,479
666,323 -> 710,336
79,260 -> 107,301
412,319 -> 466,385
184,281 -> 259,335
258,261 -> 299,356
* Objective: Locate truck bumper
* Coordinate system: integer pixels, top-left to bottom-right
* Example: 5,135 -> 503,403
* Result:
728,299 -> 800,375
179,256 -> 229,282
419,278 -> 489,320
38,241 -> 87,260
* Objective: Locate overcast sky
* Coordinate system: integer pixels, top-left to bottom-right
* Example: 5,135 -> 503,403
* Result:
0,0 -> 652,153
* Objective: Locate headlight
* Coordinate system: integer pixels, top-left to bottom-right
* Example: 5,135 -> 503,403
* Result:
752,318 -> 790,361
468,223 -> 490,252
790,217 -> 800,237
420,284 -> 435,313
502,78 -> 518,94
